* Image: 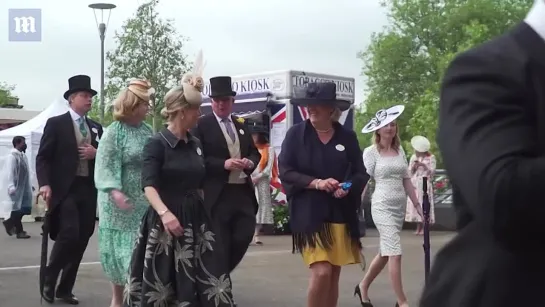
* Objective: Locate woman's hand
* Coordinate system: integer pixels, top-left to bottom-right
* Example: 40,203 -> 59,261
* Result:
111,190 -> 133,211
160,211 -> 184,237
333,188 -> 349,198
415,161 -> 429,171
415,203 -> 424,220
317,178 -> 339,193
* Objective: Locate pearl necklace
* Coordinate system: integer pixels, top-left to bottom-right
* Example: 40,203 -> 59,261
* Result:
315,128 -> 332,133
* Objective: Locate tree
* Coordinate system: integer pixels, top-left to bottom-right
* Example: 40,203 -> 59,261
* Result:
105,0 -> 191,130
88,95 -> 114,126
355,0 -> 533,165
0,82 -> 22,108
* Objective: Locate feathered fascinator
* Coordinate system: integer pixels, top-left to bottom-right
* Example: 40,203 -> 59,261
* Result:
181,50 -> 205,105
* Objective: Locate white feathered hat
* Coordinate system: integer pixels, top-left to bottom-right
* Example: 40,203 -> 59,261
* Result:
411,135 -> 431,152
361,105 -> 404,133
180,49 -> 206,105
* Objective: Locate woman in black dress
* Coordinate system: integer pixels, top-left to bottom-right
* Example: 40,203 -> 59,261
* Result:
123,70 -> 235,307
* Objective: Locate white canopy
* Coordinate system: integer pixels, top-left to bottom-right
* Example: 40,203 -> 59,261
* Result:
0,98 -> 69,139
0,99 -> 70,191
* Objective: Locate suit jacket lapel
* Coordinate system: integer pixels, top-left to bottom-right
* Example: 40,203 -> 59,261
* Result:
86,118 -> 98,147
62,112 -> 78,155
206,114 -> 230,155
513,22 -> 545,67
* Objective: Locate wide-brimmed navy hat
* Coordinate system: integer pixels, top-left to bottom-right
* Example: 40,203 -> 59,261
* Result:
291,82 -> 352,111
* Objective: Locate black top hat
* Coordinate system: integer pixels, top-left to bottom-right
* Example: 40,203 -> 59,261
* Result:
291,82 -> 351,111
63,75 -> 97,100
209,76 -> 236,98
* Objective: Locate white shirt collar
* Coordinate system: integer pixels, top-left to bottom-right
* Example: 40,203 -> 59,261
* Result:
525,0 -> 545,41
213,112 -> 232,123
69,108 -> 85,122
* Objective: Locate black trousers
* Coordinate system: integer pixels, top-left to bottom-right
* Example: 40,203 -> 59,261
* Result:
213,184 -> 256,272
5,210 -> 25,233
46,177 -> 96,295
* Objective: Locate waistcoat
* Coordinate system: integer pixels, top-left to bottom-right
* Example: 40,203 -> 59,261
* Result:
218,120 -> 246,184
72,119 -> 91,177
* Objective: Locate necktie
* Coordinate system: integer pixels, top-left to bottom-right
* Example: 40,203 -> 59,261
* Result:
78,118 -> 88,137
222,118 -> 236,142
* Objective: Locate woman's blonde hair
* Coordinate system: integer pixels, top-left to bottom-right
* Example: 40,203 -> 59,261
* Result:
161,74 -> 204,122
112,79 -> 154,121
331,107 -> 342,122
373,122 -> 401,152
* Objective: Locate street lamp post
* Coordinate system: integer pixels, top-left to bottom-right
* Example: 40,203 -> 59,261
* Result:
89,3 -> 116,123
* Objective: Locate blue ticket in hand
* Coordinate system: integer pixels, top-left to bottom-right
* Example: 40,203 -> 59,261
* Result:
340,181 -> 352,191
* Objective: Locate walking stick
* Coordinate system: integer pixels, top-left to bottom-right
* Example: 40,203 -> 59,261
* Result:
39,198 -> 50,303
422,176 -> 431,283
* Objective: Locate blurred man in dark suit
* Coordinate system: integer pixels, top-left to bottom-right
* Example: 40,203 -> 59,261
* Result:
420,1 -> 545,306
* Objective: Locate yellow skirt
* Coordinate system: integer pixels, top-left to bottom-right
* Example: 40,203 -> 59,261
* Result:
301,223 -> 362,267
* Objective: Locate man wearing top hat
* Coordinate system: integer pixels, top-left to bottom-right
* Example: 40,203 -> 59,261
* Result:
36,75 -> 103,305
192,76 -> 261,273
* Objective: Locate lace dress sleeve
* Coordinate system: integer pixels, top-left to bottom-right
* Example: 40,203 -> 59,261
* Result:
400,147 -> 411,179
362,145 -> 377,177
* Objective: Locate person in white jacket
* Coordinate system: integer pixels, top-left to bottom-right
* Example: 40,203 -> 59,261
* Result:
1,136 -> 32,239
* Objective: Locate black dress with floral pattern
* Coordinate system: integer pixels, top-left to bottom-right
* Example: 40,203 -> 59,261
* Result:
123,129 -> 235,307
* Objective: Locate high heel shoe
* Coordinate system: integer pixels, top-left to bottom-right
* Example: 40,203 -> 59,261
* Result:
353,285 -> 373,307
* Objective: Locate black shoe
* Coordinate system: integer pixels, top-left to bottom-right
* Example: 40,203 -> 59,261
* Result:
2,220 -> 14,236
41,284 -> 55,304
55,293 -> 79,305
354,285 -> 373,307
16,231 -> 30,239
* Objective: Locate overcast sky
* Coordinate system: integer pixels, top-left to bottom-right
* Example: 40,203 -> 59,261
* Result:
0,0 -> 388,111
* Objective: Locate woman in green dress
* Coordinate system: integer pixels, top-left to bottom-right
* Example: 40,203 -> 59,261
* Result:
94,79 -> 154,307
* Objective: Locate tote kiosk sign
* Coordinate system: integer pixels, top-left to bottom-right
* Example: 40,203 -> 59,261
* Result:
291,73 -> 355,102
202,72 -> 288,98
202,71 -> 355,101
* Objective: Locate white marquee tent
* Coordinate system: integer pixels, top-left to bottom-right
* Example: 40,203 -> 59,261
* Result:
0,99 -> 69,190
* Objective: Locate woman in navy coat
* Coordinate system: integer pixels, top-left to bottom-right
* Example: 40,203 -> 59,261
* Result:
278,82 -> 369,307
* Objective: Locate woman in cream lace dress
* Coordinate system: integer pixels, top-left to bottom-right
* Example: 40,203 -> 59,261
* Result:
356,105 -> 422,307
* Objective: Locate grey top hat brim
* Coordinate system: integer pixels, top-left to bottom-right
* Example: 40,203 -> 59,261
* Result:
291,98 -> 352,111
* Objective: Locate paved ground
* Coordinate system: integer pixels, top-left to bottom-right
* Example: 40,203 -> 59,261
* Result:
0,222 -> 455,306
